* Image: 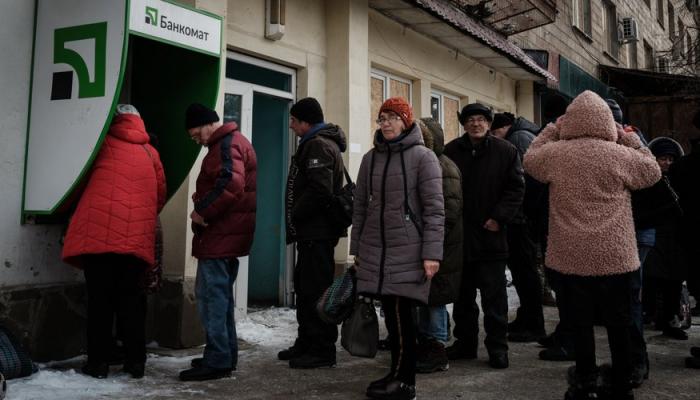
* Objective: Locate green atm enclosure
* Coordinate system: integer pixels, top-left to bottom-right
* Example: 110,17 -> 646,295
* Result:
23,0 -> 222,220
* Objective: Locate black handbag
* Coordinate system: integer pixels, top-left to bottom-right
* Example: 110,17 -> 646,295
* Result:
340,295 -> 378,358
328,166 -> 355,230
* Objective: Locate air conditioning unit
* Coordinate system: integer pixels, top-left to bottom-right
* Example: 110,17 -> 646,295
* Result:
657,56 -> 670,73
265,0 -> 285,41
619,17 -> 639,43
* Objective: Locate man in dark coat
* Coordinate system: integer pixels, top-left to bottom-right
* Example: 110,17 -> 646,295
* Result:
491,112 -> 546,342
180,103 -> 257,381
280,97 -> 345,369
444,103 -> 525,369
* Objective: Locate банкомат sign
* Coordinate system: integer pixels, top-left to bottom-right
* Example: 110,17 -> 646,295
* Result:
128,0 -> 221,56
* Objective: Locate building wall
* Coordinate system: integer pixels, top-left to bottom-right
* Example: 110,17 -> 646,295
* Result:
513,0 -> 698,75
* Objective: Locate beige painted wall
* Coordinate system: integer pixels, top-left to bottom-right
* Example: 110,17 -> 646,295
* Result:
368,10 -> 520,115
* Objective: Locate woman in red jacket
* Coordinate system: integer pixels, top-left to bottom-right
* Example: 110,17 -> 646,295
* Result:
62,104 -> 166,379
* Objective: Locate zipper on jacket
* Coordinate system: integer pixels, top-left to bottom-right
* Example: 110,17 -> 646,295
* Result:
377,145 -> 392,296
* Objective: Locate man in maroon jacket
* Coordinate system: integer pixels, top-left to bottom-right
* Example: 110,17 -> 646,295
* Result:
179,103 -> 257,381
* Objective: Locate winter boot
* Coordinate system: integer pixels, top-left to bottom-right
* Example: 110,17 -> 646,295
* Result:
366,379 -> 416,400
277,345 -> 306,360
179,365 -> 232,381
564,365 -> 600,400
288,353 -> 336,369
81,362 -> 109,379
416,339 -> 449,373
446,340 -> 477,360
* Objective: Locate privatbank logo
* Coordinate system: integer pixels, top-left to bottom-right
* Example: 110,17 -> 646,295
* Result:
50,22 -> 107,100
145,6 -> 158,26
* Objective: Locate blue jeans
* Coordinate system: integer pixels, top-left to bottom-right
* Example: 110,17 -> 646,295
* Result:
416,305 -> 449,343
196,258 -> 239,369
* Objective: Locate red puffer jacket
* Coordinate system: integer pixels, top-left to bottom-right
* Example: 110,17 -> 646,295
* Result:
62,114 -> 166,268
192,122 -> 257,259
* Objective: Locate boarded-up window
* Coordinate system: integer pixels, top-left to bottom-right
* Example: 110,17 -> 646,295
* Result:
443,97 -> 460,143
431,91 -> 461,144
371,76 -> 385,133
371,70 -> 412,134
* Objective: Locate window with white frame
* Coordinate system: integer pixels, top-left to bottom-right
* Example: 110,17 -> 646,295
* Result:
602,0 -> 619,59
430,90 -> 461,143
371,69 -> 412,131
572,0 -> 592,37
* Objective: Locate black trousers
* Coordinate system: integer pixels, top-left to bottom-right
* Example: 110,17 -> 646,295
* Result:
562,273 -> 633,392
84,254 -> 147,365
507,223 -> 545,332
293,239 -> 338,358
546,268 -> 575,351
453,259 -> 508,355
382,295 -> 416,386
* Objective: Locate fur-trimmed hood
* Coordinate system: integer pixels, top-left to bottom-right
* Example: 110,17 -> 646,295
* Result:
417,117 -> 445,156
558,90 -> 618,142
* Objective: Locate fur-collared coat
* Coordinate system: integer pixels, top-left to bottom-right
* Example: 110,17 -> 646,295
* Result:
523,91 -> 661,277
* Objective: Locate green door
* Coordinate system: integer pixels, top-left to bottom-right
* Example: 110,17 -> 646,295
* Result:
224,77 -> 293,306
249,92 -> 291,305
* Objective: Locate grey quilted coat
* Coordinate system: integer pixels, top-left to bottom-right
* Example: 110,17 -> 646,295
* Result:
350,123 -> 445,304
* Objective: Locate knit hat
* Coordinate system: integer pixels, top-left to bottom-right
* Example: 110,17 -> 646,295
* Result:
185,103 -> 219,130
115,104 -> 140,116
290,97 -> 324,125
458,103 -> 493,125
491,112 -> 515,130
605,98 -> 623,124
649,137 -> 684,159
379,97 -> 414,128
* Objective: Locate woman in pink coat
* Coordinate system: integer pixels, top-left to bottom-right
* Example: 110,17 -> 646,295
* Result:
524,91 -> 660,400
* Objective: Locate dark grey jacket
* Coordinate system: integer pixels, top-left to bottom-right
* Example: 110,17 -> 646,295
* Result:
350,123 -> 445,304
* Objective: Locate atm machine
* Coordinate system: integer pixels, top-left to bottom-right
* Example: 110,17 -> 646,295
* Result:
22,0 -> 222,221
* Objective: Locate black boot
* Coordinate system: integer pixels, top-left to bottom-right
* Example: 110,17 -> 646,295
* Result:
190,357 -> 236,371
81,362 -> 109,379
416,339 -> 449,373
123,362 -> 145,379
366,379 -> 416,400
446,340 -> 477,360
277,345 -> 305,361
368,372 -> 395,390
564,365 -> 600,400
288,353 -> 336,369
179,366 -> 232,381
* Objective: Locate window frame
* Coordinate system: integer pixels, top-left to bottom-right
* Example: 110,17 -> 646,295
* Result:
571,0 -> 593,38
602,1 -> 620,60
370,69 -> 413,104
430,89 -> 461,141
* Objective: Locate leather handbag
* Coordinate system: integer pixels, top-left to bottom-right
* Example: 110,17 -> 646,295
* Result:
340,295 -> 378,358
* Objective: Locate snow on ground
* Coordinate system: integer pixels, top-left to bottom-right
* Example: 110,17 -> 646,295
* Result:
7,307 -> 299,400
8,278 -> 522,400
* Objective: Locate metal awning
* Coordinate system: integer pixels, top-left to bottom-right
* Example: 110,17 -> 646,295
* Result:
369,0 -> 555,81
450,0 -> 557,36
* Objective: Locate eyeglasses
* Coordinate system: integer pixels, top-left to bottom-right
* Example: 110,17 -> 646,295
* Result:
466,116 -> 488,124
376,116 -> 402,125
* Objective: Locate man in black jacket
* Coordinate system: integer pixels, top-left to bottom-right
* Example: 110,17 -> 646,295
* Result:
444,103 -> 525,369
490,113 -> 546,343
280,97 -> 346,369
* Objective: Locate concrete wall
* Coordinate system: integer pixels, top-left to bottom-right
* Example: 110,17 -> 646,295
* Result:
512,0 -> 698,75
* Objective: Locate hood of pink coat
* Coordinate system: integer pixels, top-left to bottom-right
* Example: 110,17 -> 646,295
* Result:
558,90 -> 617,142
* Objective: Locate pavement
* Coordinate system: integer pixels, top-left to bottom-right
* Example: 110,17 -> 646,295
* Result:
38,305 -> 700,400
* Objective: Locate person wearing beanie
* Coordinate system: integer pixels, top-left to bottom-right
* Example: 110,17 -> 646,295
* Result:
489,112 -> 546,344
280,97 -> 347,369
352,97 -> 444,399
62,104 -> 166,379
605,98 -> 624,125
443,103 -> 525,369
179,103 -> 257,382
524,90 -> 661,399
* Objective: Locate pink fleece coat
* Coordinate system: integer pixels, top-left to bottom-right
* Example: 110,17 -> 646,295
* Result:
523,91 -> 661,276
